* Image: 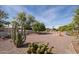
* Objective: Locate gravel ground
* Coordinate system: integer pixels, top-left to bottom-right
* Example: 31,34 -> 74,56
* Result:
0,32 -> 77,54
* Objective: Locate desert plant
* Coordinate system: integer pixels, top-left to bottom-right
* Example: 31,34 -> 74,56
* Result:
16,12 -> 27,42
27,42 -> 54,54
11,12 -> 28,47
11,21 -> 17,45
0,9 -> 8,20
0,23 -> 4,28
0,9 -> 8,29
15,31 -> 23,47
11,21 -> 23,47
32,22 -> 46,32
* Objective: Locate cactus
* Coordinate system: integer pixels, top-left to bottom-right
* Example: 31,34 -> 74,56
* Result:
15,31 -> 23,47
27,47 -> 32,54
27,42 -> 54,54
11,21 -> 17,45
36,47 -> 41,54
44,50 -> 48,54
40,46 -> 45,54
11,21 -> 26,48
11,12 -> 27,48
47,47 -> 54,54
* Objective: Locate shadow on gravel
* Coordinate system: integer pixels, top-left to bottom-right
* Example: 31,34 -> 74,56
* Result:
36,32 -> 52,35
20,43 -> 30,48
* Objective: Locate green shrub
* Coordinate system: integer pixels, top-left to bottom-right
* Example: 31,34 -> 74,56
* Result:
27,42 -> 54,54
32,22 -> 46,32
0,24 -> 4,28
24,24 -> 31,30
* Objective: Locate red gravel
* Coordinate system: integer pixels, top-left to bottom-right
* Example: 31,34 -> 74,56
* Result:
0,32 -> 76,54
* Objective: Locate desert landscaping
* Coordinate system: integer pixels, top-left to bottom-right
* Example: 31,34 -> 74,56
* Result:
0,32 -> 77,54
0,5 -> 79,54
0,31 -> 79,54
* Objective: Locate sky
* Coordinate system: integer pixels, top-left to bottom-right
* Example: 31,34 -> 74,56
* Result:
0,5 -> 79,28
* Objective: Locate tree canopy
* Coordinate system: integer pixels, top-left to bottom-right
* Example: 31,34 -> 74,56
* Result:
0,9 -> 8,20
32,22 -> 46,32
0,9 -> 8,28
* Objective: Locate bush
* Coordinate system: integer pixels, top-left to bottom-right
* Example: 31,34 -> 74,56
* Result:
24,24 -> 32,30
0,24 -> 4,28
32,22 -> 46,32
27,42 -> 54,54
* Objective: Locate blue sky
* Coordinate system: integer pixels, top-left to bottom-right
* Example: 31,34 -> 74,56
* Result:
0,5 -> 79,28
